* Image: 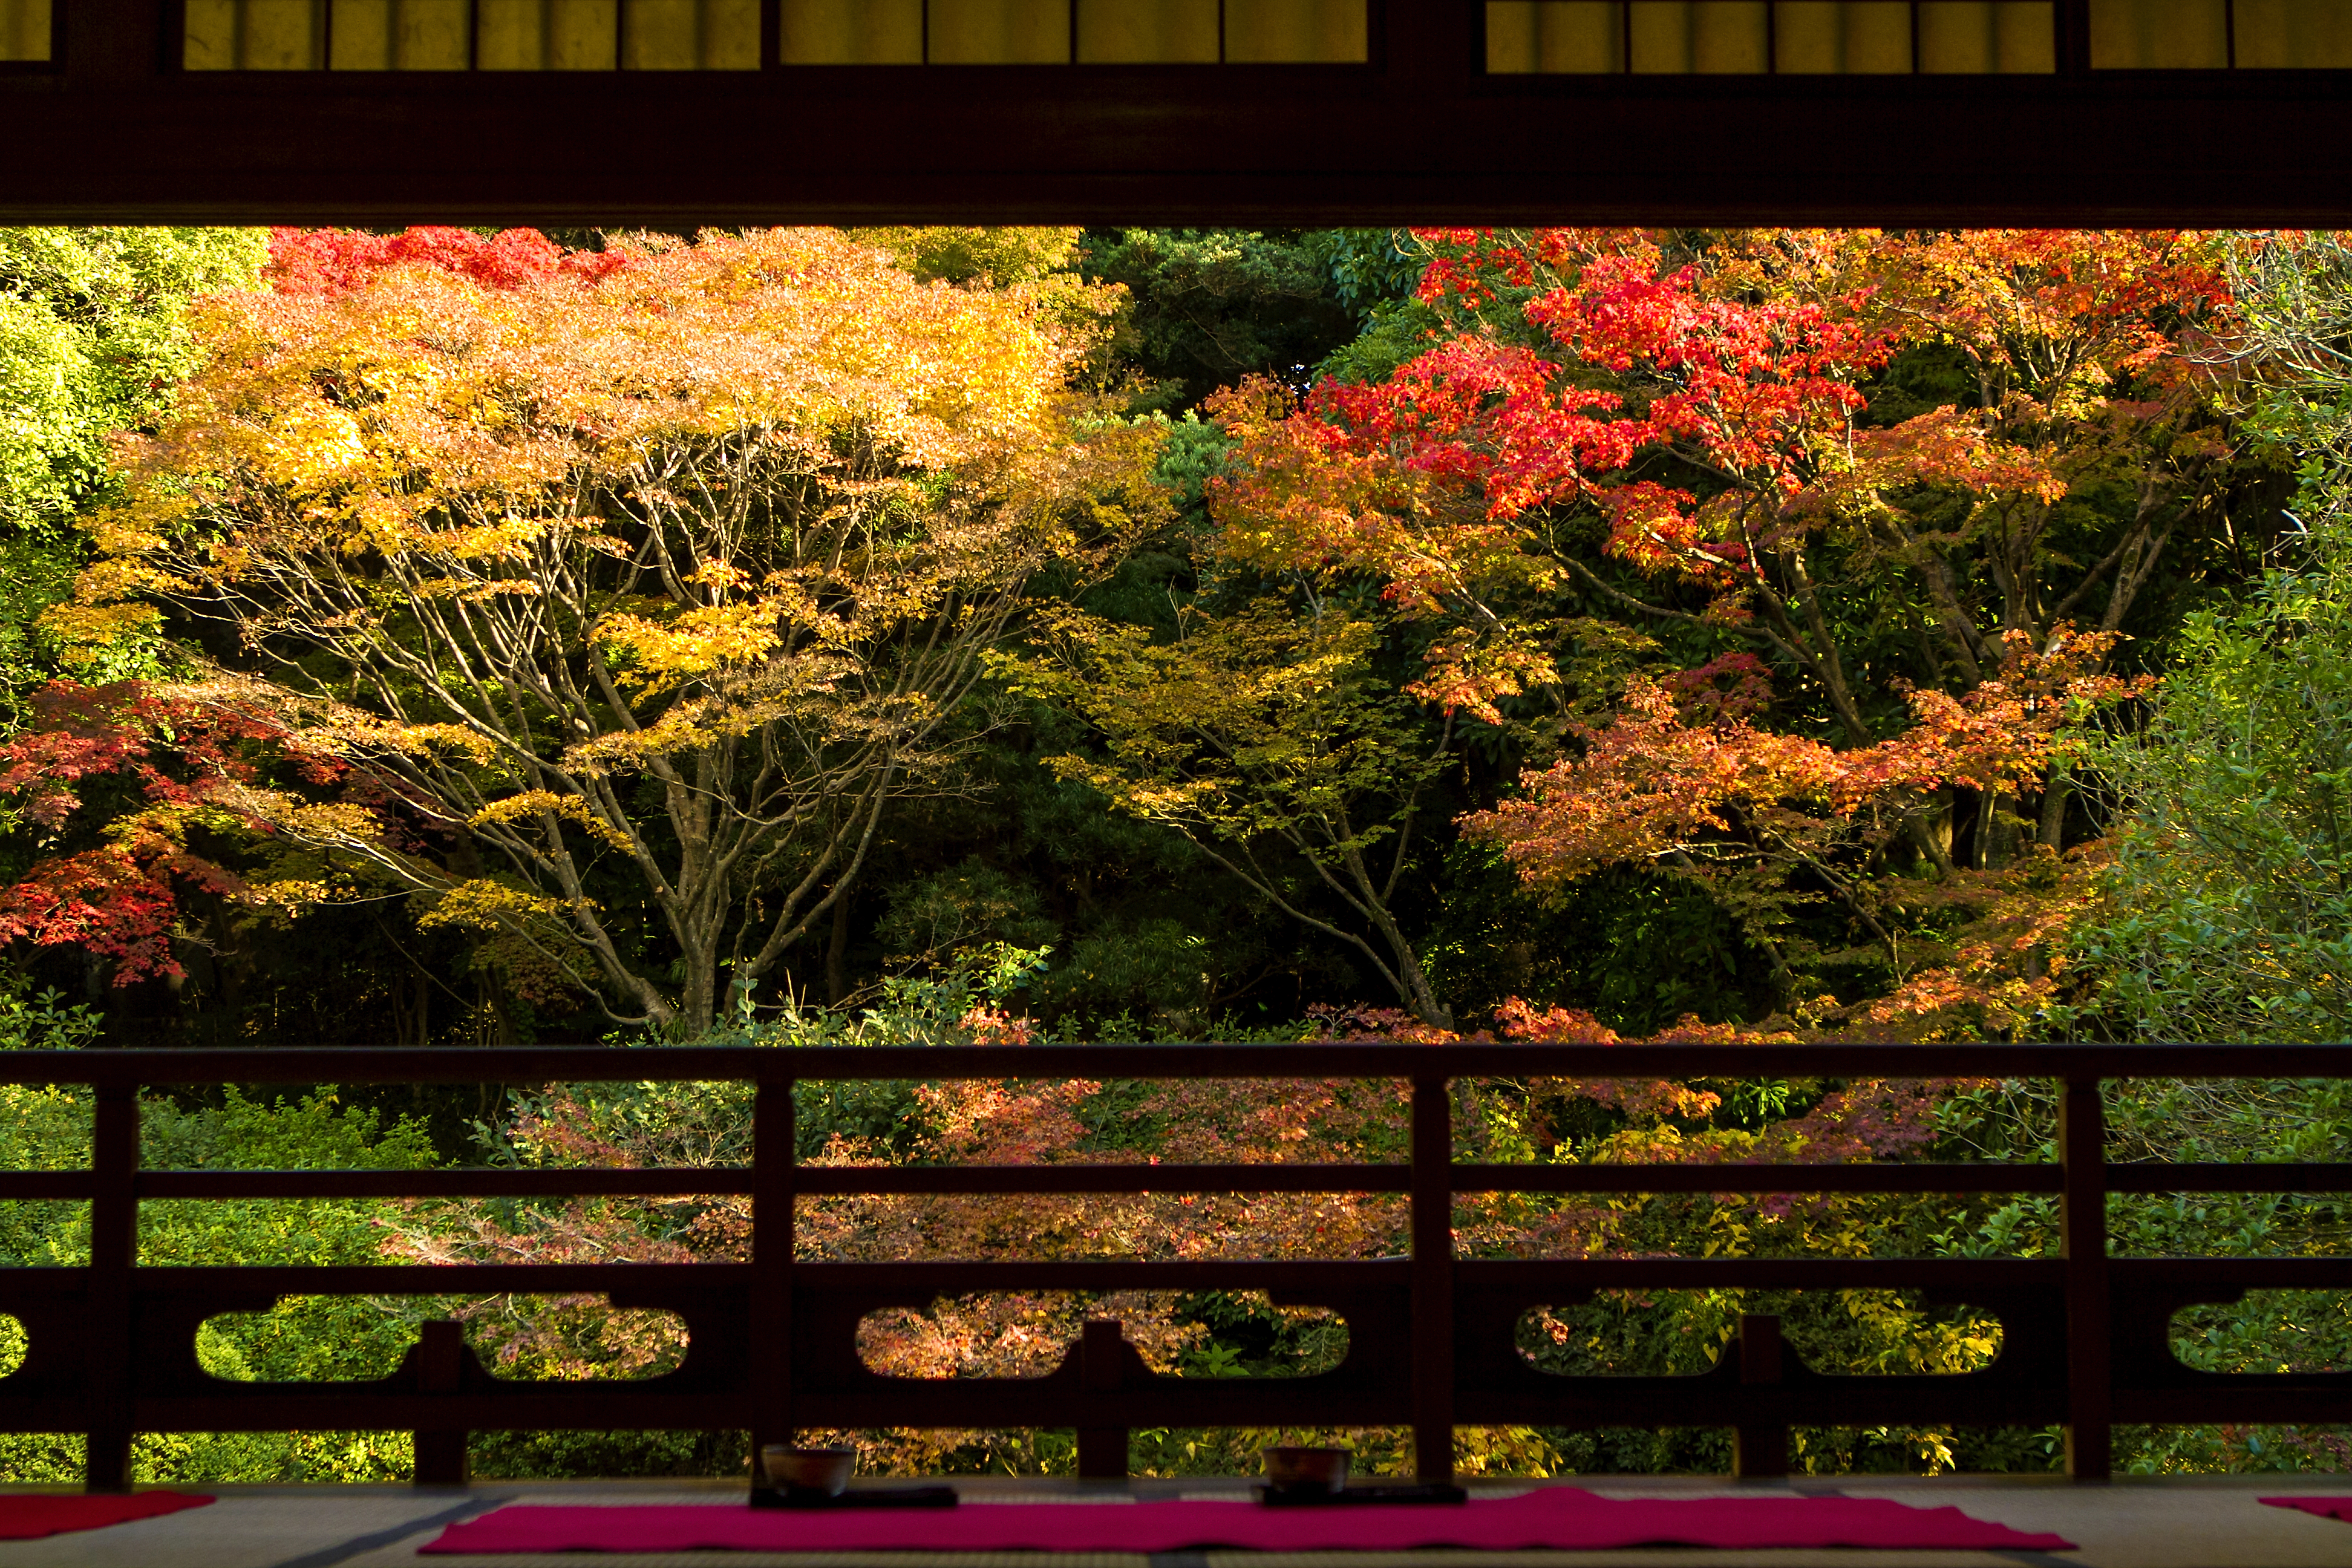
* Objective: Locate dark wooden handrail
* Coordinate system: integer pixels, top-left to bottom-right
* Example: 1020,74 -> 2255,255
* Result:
0,1042 -> 2345,1493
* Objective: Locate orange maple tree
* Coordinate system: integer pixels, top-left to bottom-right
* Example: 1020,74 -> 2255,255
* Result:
1207,228 -> 2242,1030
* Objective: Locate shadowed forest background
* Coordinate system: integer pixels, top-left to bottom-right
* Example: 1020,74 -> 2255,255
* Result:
0,224 -> 2347,1485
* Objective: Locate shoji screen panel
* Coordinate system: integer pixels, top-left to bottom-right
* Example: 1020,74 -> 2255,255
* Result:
186,0 -> 327,68
2087,0 -> 2352,67
0,0 -> 50,59
1775,1 -> 1910,71
1916,2 -> 2054,71
929,0 -> 1070,62
187,0 -> 759,68
2236,0 -> 2352,66
778,1 -> 1365,64
1628,1 -> 1768,72
622,0 -> 759,66
779,0 -> 924,62
1079,0 -> 1221,59
1225,0 -> 1365,59
2087,0 -> 2227,67
328,0 -> 469,67
1486,1 -> 1623,70
474,0 -> 618,68
1488,1 -> 2057,71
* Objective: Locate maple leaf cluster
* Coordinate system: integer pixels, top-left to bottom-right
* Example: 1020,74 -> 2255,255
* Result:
263,225 -> 635,296
0,679 -> 369,981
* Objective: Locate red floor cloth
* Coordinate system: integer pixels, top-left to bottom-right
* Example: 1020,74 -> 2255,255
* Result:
422,1488 -> 2074,1554
0,1492 -> 213,1539
2262,1497 -> 2352,1523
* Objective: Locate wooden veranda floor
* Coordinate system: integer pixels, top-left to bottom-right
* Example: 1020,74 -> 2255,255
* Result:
1,1475 -> 2348,1568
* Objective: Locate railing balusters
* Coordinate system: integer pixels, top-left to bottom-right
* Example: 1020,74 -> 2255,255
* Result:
1731,1313 -> 1788,1478
0,1047 -> 2337,1494
413,1319 -> 471,1486
1077,1319 -> 1128,1480
1410,1073 -> 1455,1482
748,1074 -> 795,1486
84,1083 -> 139,1493
2060,1076 -> 2112,1481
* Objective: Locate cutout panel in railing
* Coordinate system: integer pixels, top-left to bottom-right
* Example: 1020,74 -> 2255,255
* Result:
1513,1292 -> 2007,1378
193,1298 -> 690,1383
854,1291 -> 1347,1380
2170,1289 -> 2351,1377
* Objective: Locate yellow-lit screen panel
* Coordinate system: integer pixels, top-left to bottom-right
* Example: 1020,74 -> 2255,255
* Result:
1487,1 -> 1625,71
186,0 -> 326,68
1916,2 -> 2055,71
2088,0 -> 2229,67
929,0 -> 1071,62
1629,1 -> 1769,73
0,0 -> 51,60
475,0 -> 618,67
622,0 -> 758,67
1226,0 -> 1367,61
780,0 -> 925,62
1488,1 -> 2057,71
1079,0 -> 1222,60
1775,1 -> 1910,71
329,0 -> 470,68
2235,0 -> 2352,67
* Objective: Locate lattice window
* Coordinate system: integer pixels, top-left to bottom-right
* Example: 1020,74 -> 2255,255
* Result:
1485,0 -> 2352,71
2094,0 -> 2352,67
1485,2 -> 2056,73
777,0 -> 1369,63
177,0 -> 1371,68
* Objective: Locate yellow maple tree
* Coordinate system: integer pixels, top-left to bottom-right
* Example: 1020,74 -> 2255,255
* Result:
65,228 -> 1165,1030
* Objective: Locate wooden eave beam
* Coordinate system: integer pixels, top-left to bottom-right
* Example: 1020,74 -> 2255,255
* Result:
3,1 -> 2351,224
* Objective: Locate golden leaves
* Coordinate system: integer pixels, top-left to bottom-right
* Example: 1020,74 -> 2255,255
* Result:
466,792 -> 633,852
416,877 -> 578,933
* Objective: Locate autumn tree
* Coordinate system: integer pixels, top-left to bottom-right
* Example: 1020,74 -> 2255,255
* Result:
998,596 -> 1458,1025
1211,228 -> 2250,1019
65,227 -> 1165,1033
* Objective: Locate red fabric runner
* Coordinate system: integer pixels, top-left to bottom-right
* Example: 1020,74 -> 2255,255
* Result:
0,1492 -> 213,1540
2262,1497 -> 2352,1523
423,1487 -> 2073,1554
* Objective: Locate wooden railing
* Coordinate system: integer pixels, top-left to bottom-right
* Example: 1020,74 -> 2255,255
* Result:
2,1042 -> 2348,1492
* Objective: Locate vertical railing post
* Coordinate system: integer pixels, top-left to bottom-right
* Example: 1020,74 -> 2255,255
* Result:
748,1073 -> 795,1491
2059,1076 -> 2111,1482
1731,1314 -> 1788,1479
1076,1319 -> 1129,1480
413,1320 -> 471,1487
84,1082 -> 138,1493
1410,1073 -> 1454,1482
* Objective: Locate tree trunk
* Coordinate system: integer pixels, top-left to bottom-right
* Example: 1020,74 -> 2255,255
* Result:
1978,789 -> 2022,869
826,891 -> 852,1006
2039,764 -> 2070,851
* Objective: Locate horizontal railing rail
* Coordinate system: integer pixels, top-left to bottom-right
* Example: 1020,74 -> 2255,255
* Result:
0,1042 -> 2345,1492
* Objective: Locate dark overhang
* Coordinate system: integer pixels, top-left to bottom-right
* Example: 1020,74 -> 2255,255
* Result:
3,1 -> 2350,225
